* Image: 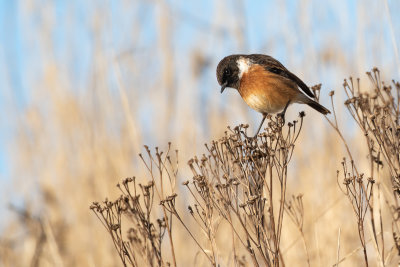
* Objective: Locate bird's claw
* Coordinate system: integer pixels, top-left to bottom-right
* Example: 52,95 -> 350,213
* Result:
277,113 -> 285,126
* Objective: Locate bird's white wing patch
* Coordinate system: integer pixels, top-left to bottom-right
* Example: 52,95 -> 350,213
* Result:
237,57 -> 252,79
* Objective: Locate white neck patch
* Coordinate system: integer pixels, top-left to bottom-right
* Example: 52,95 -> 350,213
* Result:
237,57 -> 252,79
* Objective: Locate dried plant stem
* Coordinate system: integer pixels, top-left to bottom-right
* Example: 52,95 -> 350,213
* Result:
139,145 -> 178,267
336,227 -> 341,267
333,231 -> 382,267
172,212 -> 215,265
323,68 -> 400,266
326,92 -> 359,176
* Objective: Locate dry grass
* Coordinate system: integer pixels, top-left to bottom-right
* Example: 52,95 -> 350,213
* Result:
1,1 -> 400,267
92,114 -> 306,266
89,69 -> 400,267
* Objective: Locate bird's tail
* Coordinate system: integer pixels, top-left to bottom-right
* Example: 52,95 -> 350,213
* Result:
306,98 -> 330,115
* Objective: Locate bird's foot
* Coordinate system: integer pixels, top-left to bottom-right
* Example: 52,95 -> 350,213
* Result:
277,112 -> 286,126
241,131 -> 258,141
242,132 -> 256,140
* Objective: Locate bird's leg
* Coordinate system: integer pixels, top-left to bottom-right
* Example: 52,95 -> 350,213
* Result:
253,114 -> 267,138
277,100 -> 291,125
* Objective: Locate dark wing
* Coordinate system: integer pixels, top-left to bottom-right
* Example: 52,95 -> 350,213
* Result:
284,70 -> 315,98
248,54 -> 315,98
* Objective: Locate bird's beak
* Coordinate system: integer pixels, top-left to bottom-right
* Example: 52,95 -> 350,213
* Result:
220,82 -> 228,93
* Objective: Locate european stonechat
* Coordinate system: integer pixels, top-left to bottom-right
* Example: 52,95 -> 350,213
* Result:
216,54 -> 330,136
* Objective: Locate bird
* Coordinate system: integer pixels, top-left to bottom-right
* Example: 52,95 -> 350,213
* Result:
216,54 -> 330,136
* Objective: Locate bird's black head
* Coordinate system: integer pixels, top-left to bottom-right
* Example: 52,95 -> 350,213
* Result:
216,55 -> 241,93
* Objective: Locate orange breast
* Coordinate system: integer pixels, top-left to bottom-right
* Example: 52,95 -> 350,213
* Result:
238,64 -> 299,114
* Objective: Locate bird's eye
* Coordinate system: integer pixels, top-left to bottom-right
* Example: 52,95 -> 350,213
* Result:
224,68 -> 231,76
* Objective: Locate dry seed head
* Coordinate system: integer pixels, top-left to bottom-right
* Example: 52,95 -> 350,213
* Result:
249,195 -> 259,202
343,178 -> 352,185
311,84 -> 322,92
167,193 -> 178,201
157,218 -> 166,228
370,114 -> 376,121
90,203 -> 99,210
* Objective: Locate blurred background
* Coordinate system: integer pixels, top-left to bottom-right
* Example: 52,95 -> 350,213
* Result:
0,0 -> 400,266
